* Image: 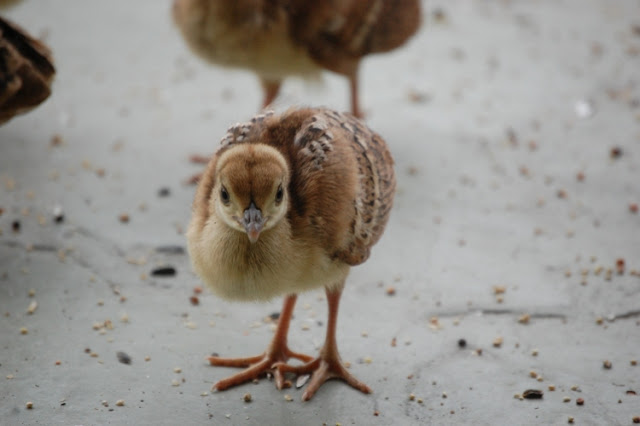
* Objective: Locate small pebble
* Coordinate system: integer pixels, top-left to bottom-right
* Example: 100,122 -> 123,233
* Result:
25,401 -> 33,409
522,389 -> 543,399
633,416 -> 640,424
576,398 -> 584,406
173,367 -> 182,373
151,266 -> 176,277
20,327 -> 28,335
284,394 -> 293,402
568,416 -> 574,424
409,393 -> 415,401
118,214 -> 130,223
631,360 -> 638,366
115,399 -> 125,407
116,351 -> 132,365
243,393 -> 252,402
563,396 -> 571,403
603,360 -> 612,369
458,338 -> 467,348
548,385 -> 556,391
157,187 -> 171,197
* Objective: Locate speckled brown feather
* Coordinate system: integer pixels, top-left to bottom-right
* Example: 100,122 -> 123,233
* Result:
0,16 -> 55,124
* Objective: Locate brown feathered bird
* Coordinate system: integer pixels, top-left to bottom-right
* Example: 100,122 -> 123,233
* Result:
172,0 -> 421,117
187,107 -> 396,400
0,15 -> 55,125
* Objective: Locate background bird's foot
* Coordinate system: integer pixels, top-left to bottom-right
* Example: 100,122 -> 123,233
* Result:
275,356 -> 372,401
208,347 -> 313,391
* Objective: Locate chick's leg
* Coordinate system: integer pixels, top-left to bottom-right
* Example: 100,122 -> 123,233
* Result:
260,78 -> 282,110
208,294 -> 313,391
275,287 -> 372,401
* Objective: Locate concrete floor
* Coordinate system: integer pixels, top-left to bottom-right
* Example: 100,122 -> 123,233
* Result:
1,0 -> 639,425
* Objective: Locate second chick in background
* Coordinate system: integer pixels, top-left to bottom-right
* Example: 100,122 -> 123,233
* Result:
172,0 -> 421,117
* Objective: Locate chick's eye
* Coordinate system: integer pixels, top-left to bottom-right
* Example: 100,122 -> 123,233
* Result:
275,185 -> 284,204
220,186 -> 230,204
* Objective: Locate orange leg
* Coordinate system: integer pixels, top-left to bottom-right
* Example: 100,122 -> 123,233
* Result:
275,287 -> 372,401
208,294 -> 313,391
260,78 -> 282,110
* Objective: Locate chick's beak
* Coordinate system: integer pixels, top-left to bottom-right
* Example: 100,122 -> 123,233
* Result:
243,201 -> 264,243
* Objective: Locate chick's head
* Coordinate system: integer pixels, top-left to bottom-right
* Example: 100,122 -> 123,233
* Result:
213,144 -> 289,243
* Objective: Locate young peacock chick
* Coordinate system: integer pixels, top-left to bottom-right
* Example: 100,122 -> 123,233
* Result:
0,15 -> 55,125
172,0 -> 421,117
187,107 -> 396,400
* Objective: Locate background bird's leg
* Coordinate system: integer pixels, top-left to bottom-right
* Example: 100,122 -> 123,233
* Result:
260,78 -> 282,110
208,294 -> 313,391
275,286 -> 372,401
348,69 -> 363,118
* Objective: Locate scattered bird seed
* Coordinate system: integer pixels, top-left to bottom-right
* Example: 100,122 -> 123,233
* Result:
610,146 -> 623,159
631,360 -> 637,366
189,296 -> 199,305
115,400 -> 124,407
151,266 -> 176,277
548,385 -> 556,391
576,398 -> 584,406
563,396 -> 571,403
116,351 -> 132,365
118,214 -> 130,223
243,393 -> 252,402
27,300 -> 37,314
174,367 -> 182,373
458,338 -> 467,348
493,337 -> 503,348
157,187 -> 171,197
633,417 -> 640,424
52,205 -> 64,223
603,360 -> 612,369
518,314 -> 530,324
25,401 -> 34,409
575,99 -> 595,118
568,416 -> 574,424
12,220 -> 21,232
523,389 -> 543,399
284,394 -> 293,402
20,327 -> 28,335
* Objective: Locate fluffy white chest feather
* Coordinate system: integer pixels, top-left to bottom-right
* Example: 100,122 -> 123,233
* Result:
187,217 -> 349,301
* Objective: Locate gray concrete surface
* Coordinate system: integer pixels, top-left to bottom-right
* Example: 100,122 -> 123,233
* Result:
1,0 -> 639,425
